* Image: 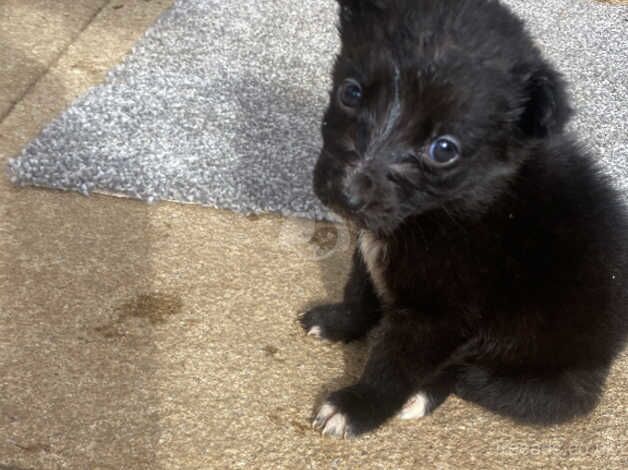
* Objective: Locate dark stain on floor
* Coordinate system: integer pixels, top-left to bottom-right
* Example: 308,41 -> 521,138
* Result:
262,345 -> 279,356
10,442 -> 51,454
267,411 -> 310,434
118,292 -> 183,325
94,292 -> 183,338
262,344 -> 286,363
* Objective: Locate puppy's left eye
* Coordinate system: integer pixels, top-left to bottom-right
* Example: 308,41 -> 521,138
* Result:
428,135 -> 461,164
339,79 -> 363,109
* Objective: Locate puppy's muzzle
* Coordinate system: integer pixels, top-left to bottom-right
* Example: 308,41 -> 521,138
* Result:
344,171 -> 376,212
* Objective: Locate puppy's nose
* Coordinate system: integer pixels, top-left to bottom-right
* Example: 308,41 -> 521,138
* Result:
345,172 -> 374,211
346,193 -> 366,211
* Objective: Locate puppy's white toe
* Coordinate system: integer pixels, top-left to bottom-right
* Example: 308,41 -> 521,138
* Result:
398,392 -> 429,420
307,325 -> 322,338
313,402 -> 351,438
312,402 -> 335,428
322,411 -> 348,438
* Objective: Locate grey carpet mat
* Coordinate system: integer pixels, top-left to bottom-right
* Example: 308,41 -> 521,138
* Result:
7,0 -> 628,219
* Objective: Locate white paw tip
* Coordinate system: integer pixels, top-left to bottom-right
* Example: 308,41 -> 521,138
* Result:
313,402 -> 351,438
322,412 -> 348,438
307,325 -> 322,338
312,403 -> 335,427
398,392 -> 429,420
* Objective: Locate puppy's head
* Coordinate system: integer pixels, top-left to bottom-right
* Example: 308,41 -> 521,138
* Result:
314,0 -> 571,234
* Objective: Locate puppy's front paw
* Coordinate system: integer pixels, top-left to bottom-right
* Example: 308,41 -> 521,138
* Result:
398,392 -> 429,420
299,303 -> 366,342
299,303 -> 348,342
312,402 -> 353,439
312,384 -> 388,438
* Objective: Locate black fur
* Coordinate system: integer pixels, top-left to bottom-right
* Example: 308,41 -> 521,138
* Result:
300,0 -> 628,438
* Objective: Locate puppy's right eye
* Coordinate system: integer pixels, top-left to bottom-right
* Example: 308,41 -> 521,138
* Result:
428,135 -> 461,165
339,79 -> 363,109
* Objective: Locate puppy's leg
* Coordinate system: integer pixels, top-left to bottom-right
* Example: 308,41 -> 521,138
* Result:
455,364 -> 607,425
300,248 -> 381,342
313,313 -> 462,437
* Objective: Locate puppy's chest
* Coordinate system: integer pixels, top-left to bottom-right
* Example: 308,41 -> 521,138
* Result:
359,229 -> 485,306
359,231 -> 393,303
358,231 -> 424,304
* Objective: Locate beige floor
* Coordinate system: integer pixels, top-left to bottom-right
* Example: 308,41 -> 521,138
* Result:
0,1 -> 626,469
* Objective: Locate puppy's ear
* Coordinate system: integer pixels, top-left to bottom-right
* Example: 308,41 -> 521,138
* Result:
517,65 -> 572,138
336,0 -> 387,26
337,0 -> 387,12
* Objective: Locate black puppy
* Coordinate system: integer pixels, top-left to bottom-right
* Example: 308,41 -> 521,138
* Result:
300,0 -> 628,438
